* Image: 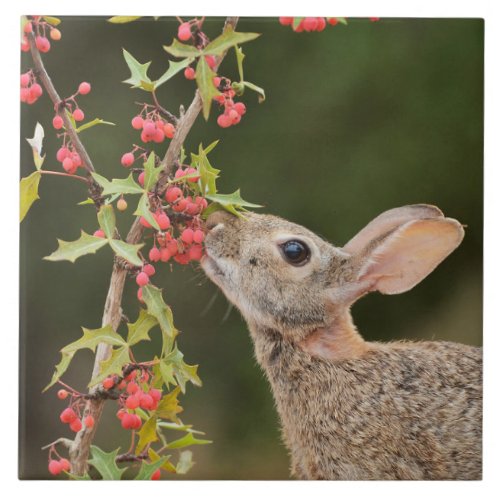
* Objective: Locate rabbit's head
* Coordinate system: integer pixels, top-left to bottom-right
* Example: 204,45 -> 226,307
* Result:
202,205 -> 464,348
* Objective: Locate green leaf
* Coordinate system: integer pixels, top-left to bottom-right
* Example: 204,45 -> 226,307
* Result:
154,58 -> 193,89
122,49 -> 153,90
176,450 -> 194,474
108,239 -> 144,267
148,449 -> 175,473
77,198 -> 95,206
163,345 -> 201,394
43,16 -> 61,26
194,143 -> 220,196
65,471 -> 91,480
292,17 -> 304,29
166,432 -> 211,449
143,152 -> 162,191
336,17 -> 348,25
26,122 -> 45,170
126,309 -> 158,346
97,204 -> 116,239
159,360 -> 176,389
75,118 -> 115,134
135,416 -> 158,454
88,446 -> 126,480
44,231 -> 108,263
141,285 -> 178,353
20,171 -> 41,222
203,26 -> 260,56
163,39 -> 201,58
108,16 -> 142,24
195,55 -> 220,120
43,352 -> 74,392
92,172 -> 143,196
155,387 -> 182,422
205,189 -> 262,217
243,81 -> 266,102
235,46 -> 245,82
90,346 -> 131,387
134,456 -> 169,480
61,325 -> 126,355
134,194 -> 160,230
157,421 -> 205,435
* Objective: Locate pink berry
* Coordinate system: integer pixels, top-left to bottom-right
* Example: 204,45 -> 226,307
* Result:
121,413 -> 136,429
139,393 -> 154,410
149,246 -> 161,262
189,244 -> 203,261
116,409 -> 127,420
279,17 -> 294,26
48,460 -> 63,476
143,264 -> 155,277
166,187 -> 182,203
164,122 -> 175,139
126,394 -> 140,410
139,216 -> 151,228
30,83 -> 43,98
21,73 -> 30,87
57,389 -> 68,400
181,228 -> 194,245
24,22 -> 33,33
131,115 -> 143,130
35,35 -> 51,53
62,157 -> 75,173
150,388 -> 162,401
137,287 -> 144,302
132,414 -> 142,429
184,67 -> 196,80
70,418 -> 83,432
21,36 -> 30,52
193,229 -> 205,244
316,17 -> 327,31
60,408 -> 77,424
328,18 -> 339,26
186,167 -> 200,182
217,114 -> 232,128
303,17 -> 319,31
102,376 -> 115,389
234,102 -> 246,115
56,147 -> 70,162
59,458 -> 71,472
72,108 -> 84,121
177,22 -> 192,41
77,82 -> 90,95
84,415 -> 95,429
93,229 -> 106,238
127,381 -> 139,394
142,120 -> 156,137
153,127 -> 165,143
52,115 -> 64,129
160,248 -> 171,262
121,152 -> 134,168
136,272 -> 149,287
151,469 -> 161,480
205,55 -> 217,70
138,171 -> 145,187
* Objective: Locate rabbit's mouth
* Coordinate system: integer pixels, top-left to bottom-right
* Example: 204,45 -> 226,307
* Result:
201,253 -> 226,282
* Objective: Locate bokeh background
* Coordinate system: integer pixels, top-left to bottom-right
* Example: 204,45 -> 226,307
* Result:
19,17 -> 483,479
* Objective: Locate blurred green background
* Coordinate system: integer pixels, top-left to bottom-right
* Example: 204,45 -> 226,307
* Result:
19,17 -> 483,479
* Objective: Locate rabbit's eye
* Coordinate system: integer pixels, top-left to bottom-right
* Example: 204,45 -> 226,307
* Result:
280,240 -> 310,266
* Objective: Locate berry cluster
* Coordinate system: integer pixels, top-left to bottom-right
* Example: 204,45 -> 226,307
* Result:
48,458 -> 71,476
21,16 -> 61,54
213,77 -> 247,128
279,17 -> 344,31
57,388 -> 95,434
20,70 -> 43,105
129,108 -> 176,146
56,145 -> 83,174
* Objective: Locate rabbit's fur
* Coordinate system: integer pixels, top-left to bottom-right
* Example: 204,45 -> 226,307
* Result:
201,205 -> 482,480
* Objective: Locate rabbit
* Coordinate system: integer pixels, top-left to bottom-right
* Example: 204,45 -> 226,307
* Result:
201,204 -> 482,480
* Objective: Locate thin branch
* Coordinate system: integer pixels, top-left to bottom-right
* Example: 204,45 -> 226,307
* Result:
39,170 -> 88,183
30,16 -> 240,476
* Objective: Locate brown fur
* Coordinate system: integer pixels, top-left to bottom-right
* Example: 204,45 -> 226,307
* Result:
201,207 -> 482,480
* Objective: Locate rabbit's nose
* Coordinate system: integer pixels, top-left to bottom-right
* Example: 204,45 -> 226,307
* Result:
205,210 -> 234,231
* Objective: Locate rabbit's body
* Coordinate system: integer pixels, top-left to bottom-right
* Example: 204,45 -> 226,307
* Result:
202,205 -> 482,480
253,327 -> 482,480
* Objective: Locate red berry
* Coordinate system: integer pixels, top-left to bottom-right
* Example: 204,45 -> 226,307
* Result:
121,412 -> 136,429
132,414 -> 142,429
184,67 -> 196,80
174,253 -> 190,265
370,17 -> 380,22
35,36 -> 51,53
143,264 -> 155,277
57,389 -> 68,400
137,287 -> 144,302
143,120 -> 156,137
213,76 -> 222,88
234,102 -> 246,115
24,22 -> 33,33
193,229 -> 205,244
175,168 -> 186,179
20,88 -> 29,102
151,469 -> 161,480
136,272 -> 149,287
93,229 -> 105,238
50,28 -> 62,41
102,376 -> 115,389
60,408 -> 77,424
186,202 -> 200,216
167,240 -> 179,256
189,244 -> 203,261
217,114 -> 232,128
150,388 -> 162,401
316,17 -> 327,31
138,171 -> 145,187
126,370 -> 137,381
172,198 -> 188,213
149,246 -> 161,262
131,115 -> 143,130
21,73 -> 30,87
62,157 -> 75,174
153,127 -> 165,143
21,36 -> 30,52
59,458 -> 71,472
48,460 -> 63,476
121,152 -> 134,168
139,216 -> 151,228
328,18 -> 339,26
279,17 -> 294,26
126,394 -> 140,410
177,22 -> 191,41
303,17 -> 319,31
116,408 -> 127,420
165,187 -> 182,203
72,108 -> 84,122
205,55 -> 217,70
56,147 -> 70,162
127,381 -> 139,394
294,19 -> 305,32
186,167 -> 200,182
84,415 -> 95,429
52,115 -> 64,130
70,418 -> 83,433
155,211 -> 171,230
78,82 -> 91,95
30,83 -> 43,98
160,248 -> 171,262
164,122 -> 175,139
139,393 -> 154,410
181,228 -> 194,245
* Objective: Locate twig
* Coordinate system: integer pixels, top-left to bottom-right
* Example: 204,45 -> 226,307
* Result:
39,170 -> 88,183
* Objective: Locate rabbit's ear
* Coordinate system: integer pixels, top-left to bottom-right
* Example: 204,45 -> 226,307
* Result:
342,204 -> 444,255
355,218 -> 464,295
